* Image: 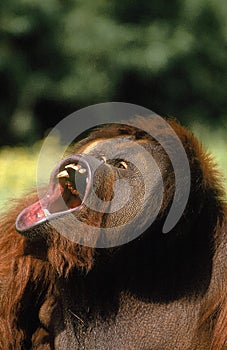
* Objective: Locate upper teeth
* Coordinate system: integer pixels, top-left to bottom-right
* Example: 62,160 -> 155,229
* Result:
57,164 -> 87,179
79,168 -> 86,174
65,163 -> 81,171
57,170 -> 70,179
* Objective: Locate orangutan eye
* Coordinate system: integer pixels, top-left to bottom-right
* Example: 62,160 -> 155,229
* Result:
116,160 -> 128,169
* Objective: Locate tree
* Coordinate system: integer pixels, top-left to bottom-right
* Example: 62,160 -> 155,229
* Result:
0,0 -> 226,145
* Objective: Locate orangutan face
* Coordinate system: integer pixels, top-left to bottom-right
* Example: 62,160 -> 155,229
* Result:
16,124 -> 170,246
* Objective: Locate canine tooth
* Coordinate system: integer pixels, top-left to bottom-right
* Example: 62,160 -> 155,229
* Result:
65,163 -> 75,168
65,163 -> 81,171
86,177 -> 88,184
57,170 -> 69,178
79,168 -> 86,174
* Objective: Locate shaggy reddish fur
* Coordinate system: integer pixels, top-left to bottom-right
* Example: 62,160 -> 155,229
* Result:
0,118 -> 226,349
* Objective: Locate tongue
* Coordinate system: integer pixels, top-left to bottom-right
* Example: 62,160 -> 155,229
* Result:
15,196 -> 49,232
15,178 -> 83,232
15,178 -> 65,232
15,155 -> 91,233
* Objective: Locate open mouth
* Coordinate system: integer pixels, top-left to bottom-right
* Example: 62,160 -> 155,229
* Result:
16,156 -> 91,233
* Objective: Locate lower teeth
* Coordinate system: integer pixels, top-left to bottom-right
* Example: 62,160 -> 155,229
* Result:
66,181 -> 78,195
43,209 -> 51,217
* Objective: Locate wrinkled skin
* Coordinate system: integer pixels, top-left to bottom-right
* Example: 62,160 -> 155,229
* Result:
0,117 -> 226,350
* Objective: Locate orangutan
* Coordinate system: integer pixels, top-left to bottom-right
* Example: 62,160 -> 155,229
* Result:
0,117 -> 226,349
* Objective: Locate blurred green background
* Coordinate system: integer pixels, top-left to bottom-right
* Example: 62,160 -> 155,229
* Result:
0,0 -> 226,210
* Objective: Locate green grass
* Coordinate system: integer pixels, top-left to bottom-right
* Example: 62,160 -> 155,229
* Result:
0,123 -> 226,212
191,122 -> 227,190
0,144 -> 38,211
0,136 -> 63,212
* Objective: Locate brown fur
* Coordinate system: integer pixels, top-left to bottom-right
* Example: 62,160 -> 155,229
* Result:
0,117 -> 226,349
